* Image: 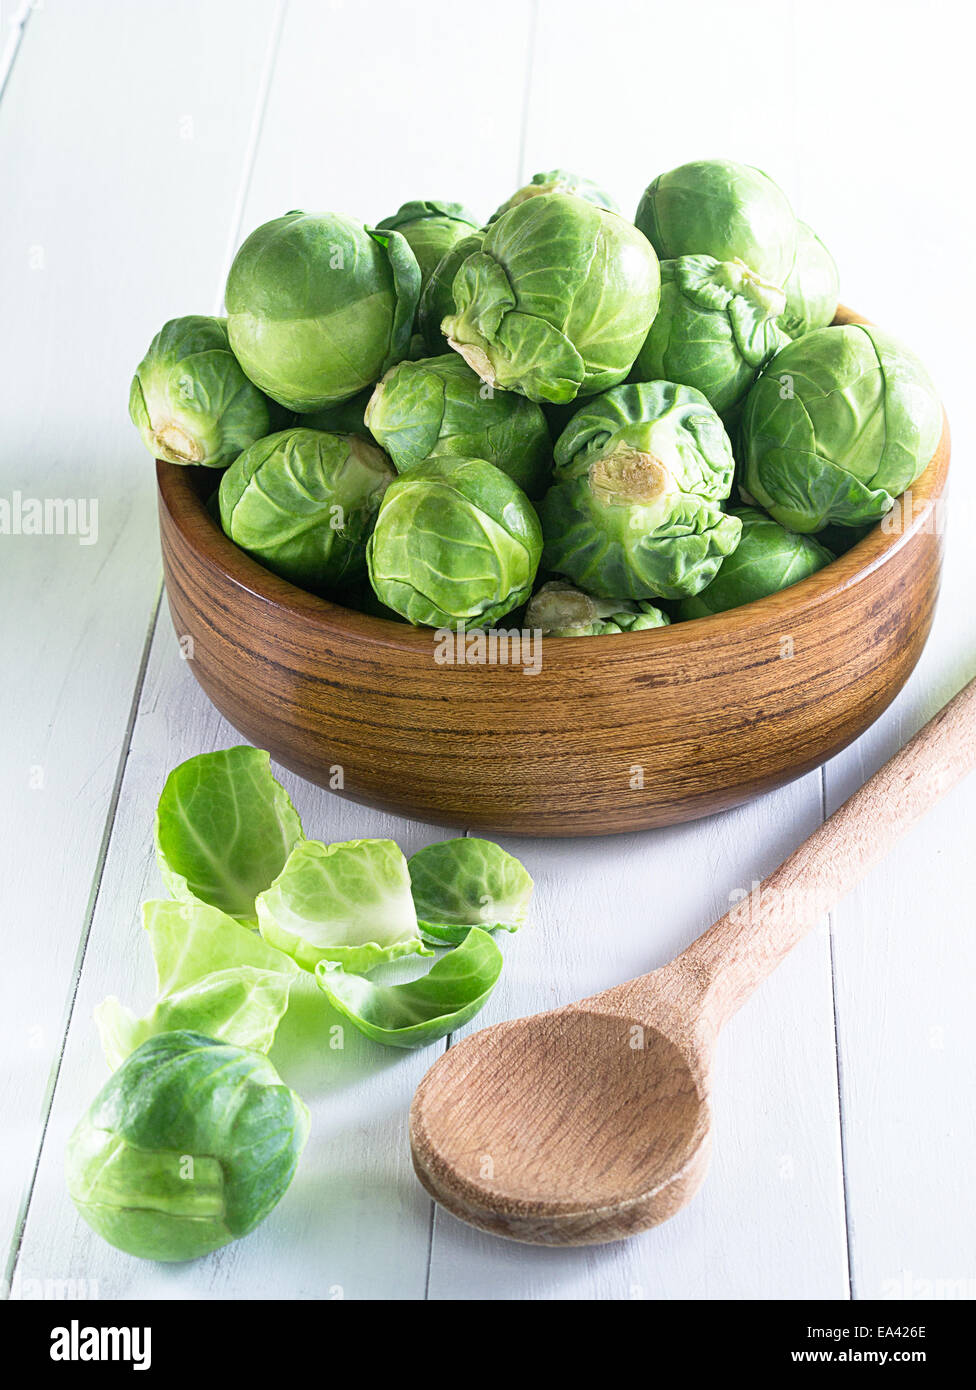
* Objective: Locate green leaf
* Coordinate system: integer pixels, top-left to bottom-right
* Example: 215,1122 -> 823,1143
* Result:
256,837 -> 430,974
154,746 -> 304,925
408,837 -> 533,944
315,927 -> 503,1048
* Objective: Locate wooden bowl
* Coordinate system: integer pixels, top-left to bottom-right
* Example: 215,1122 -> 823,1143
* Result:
157,308 -> 950,837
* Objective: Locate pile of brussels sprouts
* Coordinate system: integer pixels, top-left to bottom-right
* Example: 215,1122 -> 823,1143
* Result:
67,747 -> 533,1262
131,160 -> 942,635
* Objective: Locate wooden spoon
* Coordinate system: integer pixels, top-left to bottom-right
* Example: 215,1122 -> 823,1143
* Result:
410,673 -> 976,1246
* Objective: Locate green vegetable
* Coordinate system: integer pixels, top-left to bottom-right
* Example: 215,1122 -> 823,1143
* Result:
219,427 -> 394,594
442,193 -> 660,404
128,315 -> 278,467
632,255 -> 790,415
540,381 -> 741,599
299,387 -> 374,437
488,168 -> 619,222
678,507 -> 834,618
635,159 -> 796,284
256,837 -> 430,974
225,211 -> 421,411
155,746 -> 304,925
364,353 -> 552,497
367,456 -> 543,628
376,200 -> 480,293
525,578 -> 671,635
95,900 -> 298,1069
741,324 -> 942,532
417,231 -> 484,355
408,837 -> 533,944
316,927 -> 503,1048
780,222 -> 839,337
66,1032 -> 308,1262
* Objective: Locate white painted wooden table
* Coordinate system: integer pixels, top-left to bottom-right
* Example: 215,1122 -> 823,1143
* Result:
3,0 -> 974,1302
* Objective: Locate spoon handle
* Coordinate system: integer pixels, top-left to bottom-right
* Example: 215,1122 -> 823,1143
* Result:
678,672 -> 976,1033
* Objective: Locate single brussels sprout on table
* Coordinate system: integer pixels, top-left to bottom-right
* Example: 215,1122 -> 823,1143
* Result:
488,168 -> 619,222
225,211 -> 421,412
95,900 -> 298,1070
408,837 -> 533,944
417,231 -> 484,355
442,193 -> 660,405
677,506 -> 834,619
219,427 -> 394,596
66,1032 -> 309,1262
257,837 -> 430,974
540,381 -> 741,600
316,926 -> 503,1049
780,221 -> 839,337
128,315 -> 279,467
525,578 -> 671,635
635,158 -> 797,285
367,456 -> 543,628
632,255 -> 790,415
155,746 -> 304,925
364,353 -> 552,497
741,324 -> 942,532
376,199 -> 480,292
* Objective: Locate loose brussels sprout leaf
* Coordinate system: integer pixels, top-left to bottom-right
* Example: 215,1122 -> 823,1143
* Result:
66,1031 -> 308,1262
315,927 -> 503,1048
95,900 -> 299,1069
408,837 -> 533,944
219,427 -> 394,595
225,211 -> 421,411
635,159 -> 796,284
677,507 -> 834,618
364,353 -> 552,498
741,324 -> 942,532
376,200 -> 481,294
299,387 -> 374,437
780,222 -> 839,337
632,256 -> 790,415
488,169 -> 620,223
443,193 -> 660,404
366,456 -> 543,628
526,578 -> 671,635
256,838 -> 430,974
541,381 -> 741,599
128,315 -> 279,468
417,231 -> 484,355
155,746 -> 304,925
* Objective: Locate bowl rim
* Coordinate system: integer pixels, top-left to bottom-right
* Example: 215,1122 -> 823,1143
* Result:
156,308 -> 950,663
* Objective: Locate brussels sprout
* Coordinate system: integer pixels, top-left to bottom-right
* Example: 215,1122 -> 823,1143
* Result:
225,211 -> 421,411
128,315 -> 278,467
316,927 -> 503,1049
442,193 -> 660,405
741,325 -> 942,532
376,200 -> 480,293
635,159 -> 796,284
488,168 -> 619,222
66,1032 -> 308,1262
95,900 -> 298,1070
540,382 -> 741,599
364,353 -> 552,497
366,457 -> 543,628
256,837 -> 430,974
155,746 -> 304,925
408,837 -> 533,944
417,231 -> 484,355
525,579 -> 671,635
632,255 -> 790,414
677,507 -> 834,618
780,221 -> 840,337
299,387 -> 374,437
219,427 -> 394,595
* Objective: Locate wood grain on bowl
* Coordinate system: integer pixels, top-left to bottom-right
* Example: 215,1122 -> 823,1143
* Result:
157,307 -> 950,836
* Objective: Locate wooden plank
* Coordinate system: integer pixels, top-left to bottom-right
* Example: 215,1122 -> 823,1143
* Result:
0,0 -> 283,1274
